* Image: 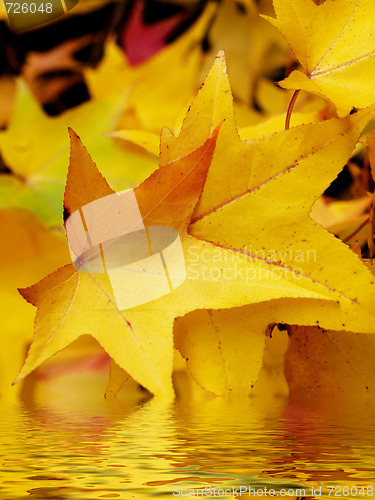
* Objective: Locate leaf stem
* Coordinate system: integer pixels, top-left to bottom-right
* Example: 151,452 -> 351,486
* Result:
285,90 -> 301,130
343,217 -> 369,243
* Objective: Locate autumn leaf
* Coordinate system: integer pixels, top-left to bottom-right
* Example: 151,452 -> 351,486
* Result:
263,0 -> 375,116
13,128 -> 229,397
156,51 -> 375,402
285,323 -> 375,408
14,52 -> 375,400
15,112 -> 329,399
178,53 -> 375,335
18,120 -> 327,399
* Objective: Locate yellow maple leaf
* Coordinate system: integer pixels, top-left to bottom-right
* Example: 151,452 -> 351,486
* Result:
157,52 -> 375,335
14,52 -> 375,402
263,0 -> 375,117
15,112 -> 329,399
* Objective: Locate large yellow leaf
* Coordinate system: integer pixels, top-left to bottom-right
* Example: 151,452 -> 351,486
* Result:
178,54 -> 375,334
160,54 -> 375,335
15,121 -> 328,399
263,0 -> 375,116
15,53 -> 375,400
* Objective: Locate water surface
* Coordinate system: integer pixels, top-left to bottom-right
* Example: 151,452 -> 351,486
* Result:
1,396 -> 375,499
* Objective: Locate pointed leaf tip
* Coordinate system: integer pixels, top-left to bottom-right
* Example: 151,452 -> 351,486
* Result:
213,50 -> 228,73
64,132 -> 114,218
68,127 -> 79,140
215,49 -> 226,60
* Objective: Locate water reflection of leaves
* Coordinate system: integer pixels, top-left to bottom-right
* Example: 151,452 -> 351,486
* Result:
168,399 -> 375,495
2,397 -> 375,499
262,404 -> 375,487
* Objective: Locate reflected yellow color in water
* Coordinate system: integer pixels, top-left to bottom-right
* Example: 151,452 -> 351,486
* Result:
1,381 -> 375,500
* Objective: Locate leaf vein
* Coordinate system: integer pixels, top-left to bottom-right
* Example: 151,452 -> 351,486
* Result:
312,49 -> 375,78
309,0 -> 361,74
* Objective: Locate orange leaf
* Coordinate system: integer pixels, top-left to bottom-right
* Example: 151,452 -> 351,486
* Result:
63,128 -> 115,222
